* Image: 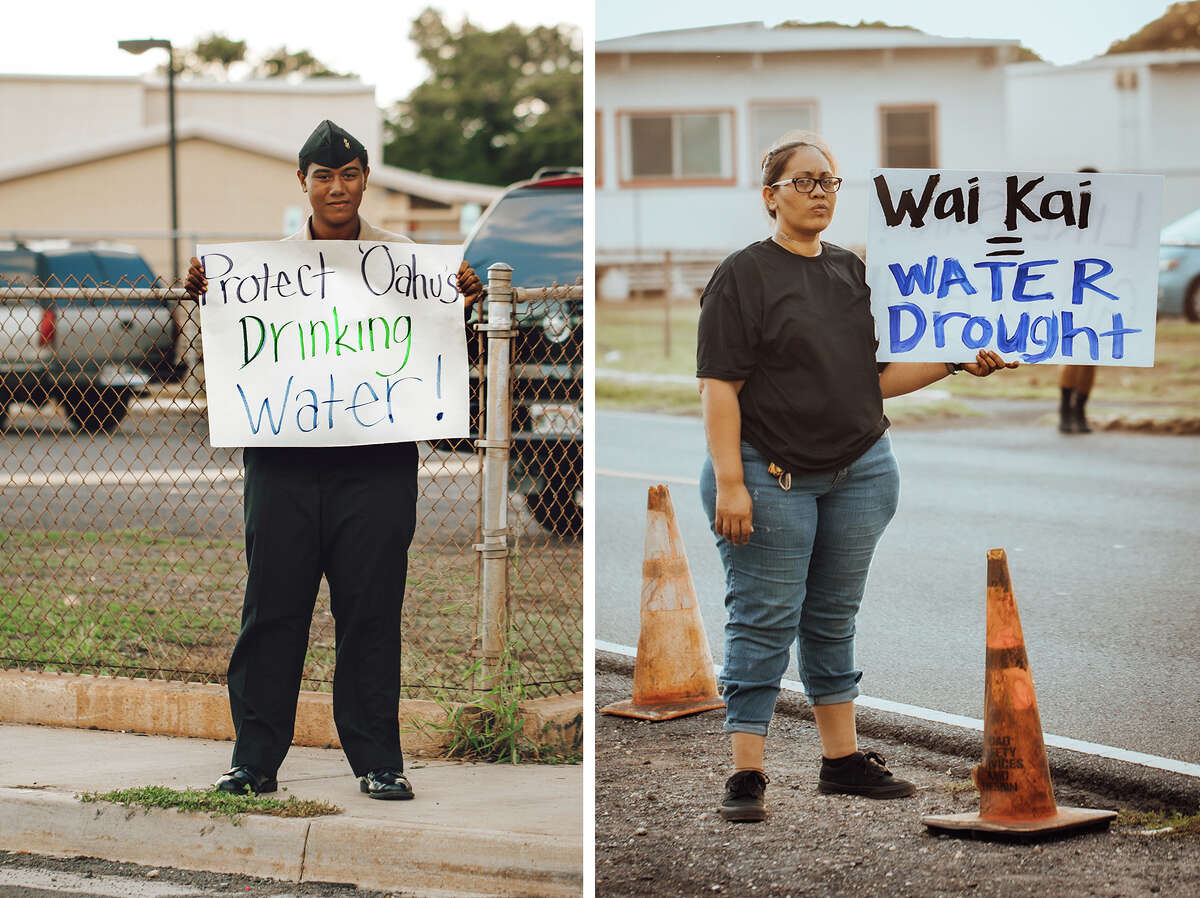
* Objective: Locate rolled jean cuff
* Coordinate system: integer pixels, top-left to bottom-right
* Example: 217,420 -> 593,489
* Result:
722,720 -> 770,736
807,683 -> 861,706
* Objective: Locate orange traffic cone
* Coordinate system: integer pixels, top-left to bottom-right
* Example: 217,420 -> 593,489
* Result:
923,549 -> 1116,836
601,484 -> 725,721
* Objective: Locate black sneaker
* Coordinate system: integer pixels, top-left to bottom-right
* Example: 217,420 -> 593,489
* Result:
818,751 -> 916,799
214,765 -> 277,795
360,768 -> 414,800
719,769 -> 768,822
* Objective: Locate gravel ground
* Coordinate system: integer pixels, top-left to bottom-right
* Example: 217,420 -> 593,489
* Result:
596,656 -> 1200,898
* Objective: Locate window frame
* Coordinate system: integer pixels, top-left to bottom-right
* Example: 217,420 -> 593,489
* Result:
596,109 -> 603,189
879,104 -> 939,169
747,99 -> 820,185
617,108 -> 738,188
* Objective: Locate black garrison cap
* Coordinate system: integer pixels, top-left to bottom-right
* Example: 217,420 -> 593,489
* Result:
298,120 -> 368,171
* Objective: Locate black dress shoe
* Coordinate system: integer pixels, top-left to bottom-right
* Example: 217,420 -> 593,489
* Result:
360,768 -> 414,800
214,765 -> 277,795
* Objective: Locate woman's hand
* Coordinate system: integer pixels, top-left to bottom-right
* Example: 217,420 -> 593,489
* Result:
962,349 -> 1019,377
715,482 -> 754,546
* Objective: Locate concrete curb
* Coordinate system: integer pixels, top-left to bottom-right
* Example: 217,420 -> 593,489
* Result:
0,786 -> 581,897
0,671 -> 582,759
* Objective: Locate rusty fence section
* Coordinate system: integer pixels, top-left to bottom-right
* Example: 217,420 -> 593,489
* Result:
0,272 -> 581,700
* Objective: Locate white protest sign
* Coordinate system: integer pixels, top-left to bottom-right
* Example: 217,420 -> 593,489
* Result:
866,169 -> 1162,366
197,240 -> 469,447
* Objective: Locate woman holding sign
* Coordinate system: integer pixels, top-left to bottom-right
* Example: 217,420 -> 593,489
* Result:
697,131 -> 1016,823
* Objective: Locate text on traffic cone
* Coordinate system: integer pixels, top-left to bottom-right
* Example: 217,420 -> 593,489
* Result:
922,549 -> 1115,836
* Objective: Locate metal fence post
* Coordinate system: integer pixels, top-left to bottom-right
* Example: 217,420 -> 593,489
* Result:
475,262 -> 515,689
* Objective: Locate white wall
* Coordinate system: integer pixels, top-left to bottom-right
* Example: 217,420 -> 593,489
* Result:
145,82 -> 383,165
0,75 -> 382,170
1006,58 -> 1200,227
0,77 -> 144,164
1005,63 -> 1137,171
597,47 -> 1009,254
1147,66 -> 1200,226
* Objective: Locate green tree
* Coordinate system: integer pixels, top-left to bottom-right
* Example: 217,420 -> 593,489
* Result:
169,33 -> 247,78
255,47 -> 356,79
170,35 -> 352,80
384,8 -> 583,186
1107,1 -> 1200,53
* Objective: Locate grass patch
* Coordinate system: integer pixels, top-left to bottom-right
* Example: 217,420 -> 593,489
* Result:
79,785 -> 341,822
596,300 -> 700,377
883,398 -> 981,425
940,778 -> 980,796
596,380 -> 701,415
1,527 -> 580,701
418,651 -> 580,764
1116,808 -> 1200,837
597,301 -> 1200,408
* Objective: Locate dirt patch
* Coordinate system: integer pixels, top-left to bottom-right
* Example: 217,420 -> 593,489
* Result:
595,665 -> 1200,898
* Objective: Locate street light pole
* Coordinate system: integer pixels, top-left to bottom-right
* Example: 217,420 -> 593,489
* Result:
166,45 -> 178,281
118,38 -> 178,280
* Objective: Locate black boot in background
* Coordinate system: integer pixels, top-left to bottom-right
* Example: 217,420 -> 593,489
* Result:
1073,391 -> 1092,434
1059,387 -> 1076,433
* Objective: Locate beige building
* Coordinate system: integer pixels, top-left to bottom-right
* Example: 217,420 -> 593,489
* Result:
0,74 -> 501,278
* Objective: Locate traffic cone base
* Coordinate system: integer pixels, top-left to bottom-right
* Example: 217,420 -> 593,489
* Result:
922,549 -> 1115,840
600,484 -> 725,722
600,695 -> 726,722
922,806 -> 1116,836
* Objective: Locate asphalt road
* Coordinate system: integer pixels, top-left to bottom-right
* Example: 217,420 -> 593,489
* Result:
0,850 -> 393,898
596,407 -> 1200,765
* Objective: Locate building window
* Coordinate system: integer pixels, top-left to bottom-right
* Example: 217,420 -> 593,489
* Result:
620,111 -> 734,183
596,110 -> 603,187
880,106 -> 938,168
749,102 -> 817,182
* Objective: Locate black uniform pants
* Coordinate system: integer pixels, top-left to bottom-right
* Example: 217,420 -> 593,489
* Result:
226,441 -> 418,777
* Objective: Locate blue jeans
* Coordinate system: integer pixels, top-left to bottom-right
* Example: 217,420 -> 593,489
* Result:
700,434 -> 900,735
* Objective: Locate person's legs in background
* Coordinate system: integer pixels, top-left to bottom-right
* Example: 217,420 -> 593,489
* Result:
1059,365 -> 1097,433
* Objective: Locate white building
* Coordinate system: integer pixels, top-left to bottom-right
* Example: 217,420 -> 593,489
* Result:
0,73 -> 385,169
0,74 -> 500,276
1005,50 -> 1200,227
596,21 -> 1021,286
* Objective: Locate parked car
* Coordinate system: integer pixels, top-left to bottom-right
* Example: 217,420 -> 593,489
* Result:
0,292 -> 48,432
464,168 -> 583,537
1159,207 -> 1200,321
0,245 -> 177,432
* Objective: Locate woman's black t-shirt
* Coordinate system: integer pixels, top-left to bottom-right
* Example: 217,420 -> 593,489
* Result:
696,238 -> 888,473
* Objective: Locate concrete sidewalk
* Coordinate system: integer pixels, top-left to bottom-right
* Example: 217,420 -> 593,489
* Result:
0,724 -> 581,897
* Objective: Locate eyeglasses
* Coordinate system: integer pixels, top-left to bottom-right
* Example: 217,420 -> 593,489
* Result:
769,177 -> 843,194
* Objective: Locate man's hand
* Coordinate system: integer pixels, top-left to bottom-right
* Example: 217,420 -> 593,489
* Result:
184,256 -> 207,299
962,349 -> 1019,377
458,261 -> 483,311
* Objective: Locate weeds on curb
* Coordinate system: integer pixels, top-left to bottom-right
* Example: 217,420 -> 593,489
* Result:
941,779 -> 980,796
1116,808 -> 1200,837
417,650 -> 579,764
78,785 -> 341,823
433,653 -> 538,764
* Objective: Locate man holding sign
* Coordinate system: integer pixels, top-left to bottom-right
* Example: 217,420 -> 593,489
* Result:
185,120 -> 483,800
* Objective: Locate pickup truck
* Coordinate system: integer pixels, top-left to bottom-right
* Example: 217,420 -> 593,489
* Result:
0,293 -> 47,431
0,246 -> 177,433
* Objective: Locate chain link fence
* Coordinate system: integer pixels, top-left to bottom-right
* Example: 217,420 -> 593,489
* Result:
0,265 -> 581,702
